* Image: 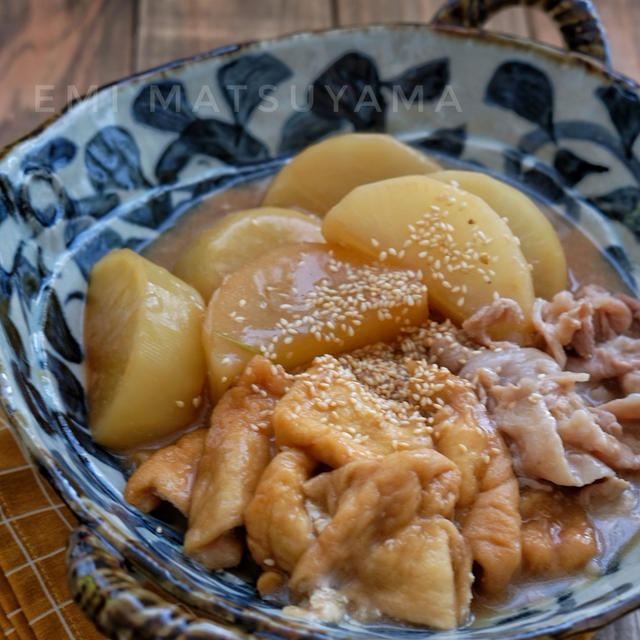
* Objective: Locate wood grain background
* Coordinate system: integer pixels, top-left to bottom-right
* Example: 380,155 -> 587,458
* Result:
0,1 -> 638,638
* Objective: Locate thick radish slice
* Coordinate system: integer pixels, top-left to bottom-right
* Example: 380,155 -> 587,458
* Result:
429,170 -> 568,299
203,242 -> 429,399
323,175 -> 535,340
85,249 -> 206,449
173,207 -> 322,301
263,133 -> 440,215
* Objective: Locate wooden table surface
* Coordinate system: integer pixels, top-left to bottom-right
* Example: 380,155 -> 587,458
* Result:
1,1 -> 639,638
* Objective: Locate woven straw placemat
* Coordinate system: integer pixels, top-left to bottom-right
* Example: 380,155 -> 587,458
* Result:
0,412 -> 103,639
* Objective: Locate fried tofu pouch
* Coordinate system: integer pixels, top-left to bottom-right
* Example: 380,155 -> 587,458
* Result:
520,488 -> 598,575
184,356 -> 290,569
290,450 -> 473,629
408,362 -> 522,594
244,449 -> 317,574
124,428 -> 207,516
272,355 -> 432,466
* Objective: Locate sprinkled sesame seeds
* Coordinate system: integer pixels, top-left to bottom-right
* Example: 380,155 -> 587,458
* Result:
252,254 -> 427,361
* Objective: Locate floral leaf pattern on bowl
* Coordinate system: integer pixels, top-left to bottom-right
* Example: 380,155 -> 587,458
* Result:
596,84 -> 640,159
72,192 -> 121,221
4,243 -> 48,309
279,111 -> 347,153
155,120 -> 270,184
71,229 -> 145,280
21,137 -> 77,174
0,175 -> 13,226
44,289 -> 82,363
19,169 -> 75,229
384,57 -> 450,102
485,60 -> 555,139
590,187 -> 640,241
553,148 -> 609,186
414,125 -> 467,158
47,351 -> 88,426
309,51 -> 386,130
121,192 -> 175,229
217,53 -> 293,125
85,126 -> 151,193
133,80 -> 195,133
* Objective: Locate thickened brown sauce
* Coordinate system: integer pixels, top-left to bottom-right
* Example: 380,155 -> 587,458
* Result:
143,175 -> 640,624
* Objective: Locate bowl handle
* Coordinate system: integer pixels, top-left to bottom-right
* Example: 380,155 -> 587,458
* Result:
67,526 -> 247,639
431,0 -> 611,65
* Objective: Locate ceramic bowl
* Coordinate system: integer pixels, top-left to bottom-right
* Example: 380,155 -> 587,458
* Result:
1,0 -> 639,638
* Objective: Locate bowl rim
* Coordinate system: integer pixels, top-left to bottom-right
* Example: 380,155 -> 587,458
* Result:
1,19 -> 640,640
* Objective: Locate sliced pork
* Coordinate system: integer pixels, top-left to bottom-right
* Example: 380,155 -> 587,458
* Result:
460,348 -> 640,485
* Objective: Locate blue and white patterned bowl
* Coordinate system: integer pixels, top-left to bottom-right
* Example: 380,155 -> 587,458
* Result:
1,0 -> 640,638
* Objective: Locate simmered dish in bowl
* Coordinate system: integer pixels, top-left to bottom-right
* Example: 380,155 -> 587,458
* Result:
84,134 -> 640,631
